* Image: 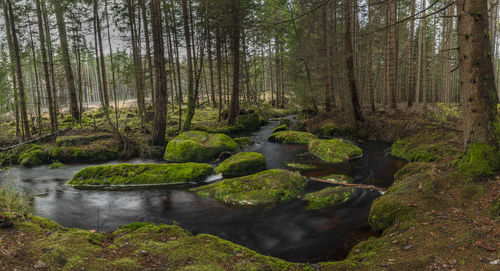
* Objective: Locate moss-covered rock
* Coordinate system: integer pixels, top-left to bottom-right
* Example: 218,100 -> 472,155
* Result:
457,142 -> 500,178
308,139 -> 363,163
272,124 -> 289,133
315,122 -> 341,138
48,161 -> 65,169
391,131 -> 461,162
55,134 -> 112,147
368,194 -> 416,232
193,169 -> 308,206
18,146 -> 49,167
304,186 -> 355,210
215,152 -> 266,178
285,162 -> 318,170
237,113 -> 262,131
67,163 -> 214,186
164,131 -> 238,163
233,137 -> 254,148
49,139 -> 121,163
268,131 -> 318,144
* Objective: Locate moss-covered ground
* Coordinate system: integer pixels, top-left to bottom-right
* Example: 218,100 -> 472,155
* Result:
215,152 -> 266,178
308,139 -> 363,163
164,131 -> 238,162
268,131 -> 318,144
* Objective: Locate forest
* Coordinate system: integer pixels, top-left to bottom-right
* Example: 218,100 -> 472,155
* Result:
1,0 -> 500,270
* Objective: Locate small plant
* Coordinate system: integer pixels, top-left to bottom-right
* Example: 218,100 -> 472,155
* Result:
0,170 -> 33,214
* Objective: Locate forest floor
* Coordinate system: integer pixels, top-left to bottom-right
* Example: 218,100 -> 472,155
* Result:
1,103 -> 500,270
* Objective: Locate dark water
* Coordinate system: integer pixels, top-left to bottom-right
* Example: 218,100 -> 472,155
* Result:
0,119 -> 404,263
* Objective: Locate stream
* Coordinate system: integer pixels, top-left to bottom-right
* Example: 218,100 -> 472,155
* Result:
0,119 -> 404,263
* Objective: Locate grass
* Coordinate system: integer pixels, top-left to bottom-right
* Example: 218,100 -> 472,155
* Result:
0,171 -> 32,214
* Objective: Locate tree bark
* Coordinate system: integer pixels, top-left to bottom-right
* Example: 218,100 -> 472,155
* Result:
456,0 -> 499,149
140,0 -> 155,103
181,0 -> 195,131
52,0 -> 79,120
322,5 -> 332,113
228,0 -> 241,125
388,0 -> 397,110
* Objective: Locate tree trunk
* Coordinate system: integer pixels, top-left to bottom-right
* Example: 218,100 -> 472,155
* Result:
94,0 -> 110,108
322,5 -> 332,112
151,0 -> 167,145
35,0 -> 56,132
407,0 -> 415,108
456,0 -> 499,149
181,0 -> 195,131
388,0 -> 397,110
216,20 -> 223,122
5,0 -> 30,139
52,0 -> 79,120
344,0 -> 364,123
228,0 -> 241,125
140,0 -> 155,103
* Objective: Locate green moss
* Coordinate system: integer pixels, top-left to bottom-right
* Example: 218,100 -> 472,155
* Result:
318,174 -> 354,183
268,131 -> 318,144
237,113 -> 262,131
304,186 -> 355,210
391,132 -> 460,162
233,137 -> 255,148
164,131 -> 238,163
368,194 -> 416,232
29,228 -> 105,271
308,139 -> 363,163
393,162 -> 432,181
49,161 -> 66,169
315,122 -> 340,138
285,162 -> 319,170
457,142 -> 500,178
193,169 -> 308,206
49,139 -> 121,163
55,134 -> 112,147
67,163 -> 214,186
18,146 -> 49,167
215,152 -> 266,178
114,223 -> 303,271
272,124 -> 289,133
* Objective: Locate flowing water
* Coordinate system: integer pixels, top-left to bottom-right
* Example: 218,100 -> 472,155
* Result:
0,119 -> 404,262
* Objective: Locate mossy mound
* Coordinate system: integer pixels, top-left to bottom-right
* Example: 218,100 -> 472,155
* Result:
304,186 -> 355,210
393,162 -> 433,181
215,152 -> 266,178
315,122 -> 341,138
368,194 -> 416,232
319,174 -> 354,183
285,162 -> 319,170
18,146 -> 49,167
233,137 -> 255,148
0,144 -> 47,167
49,139 -> 121,163
55,134 -> 112,147
272,124 -> 289,133
48,161 -> 65,169
113,222 -> 302,270
308,139 -> 363,163
268,131 -> 318,144
67,163 -> 214,186
164,131 -> 238,163
193,169 -> 308,206
391,131 -> 461,162
457,142 -> 500,178
237,113 -> 262,131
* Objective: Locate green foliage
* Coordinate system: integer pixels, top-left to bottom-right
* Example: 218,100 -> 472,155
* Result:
427,103 -> 462,122
215,152 -> 267,178
193,169 -> 308,206
67,163 -> 215,186
268,131 -> 318,144
0,179 -> 32,214
308,139 -> 363,163
457,142 -> 500,178
164,131 -> 238,163
304,186 -> 355,210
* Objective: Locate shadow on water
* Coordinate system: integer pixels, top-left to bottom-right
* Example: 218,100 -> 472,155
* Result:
0,119 -> 405,263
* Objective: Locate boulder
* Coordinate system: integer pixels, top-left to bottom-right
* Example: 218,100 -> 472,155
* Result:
308,139 -> 362,163
233,137 -> 255,148
18,146 -> 49,167
215,152 -> 266,178
237,113 -> 262,131
304,186 -> 355,210
272,124 -> 289,133
67,163 -> 214,187
268,131 -> 318,144
164,131 -> 238,163
193,169 -> 308,206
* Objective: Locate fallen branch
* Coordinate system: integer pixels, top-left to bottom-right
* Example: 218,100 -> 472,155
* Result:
309,177 -> 385,193
0,128 -> 72,152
